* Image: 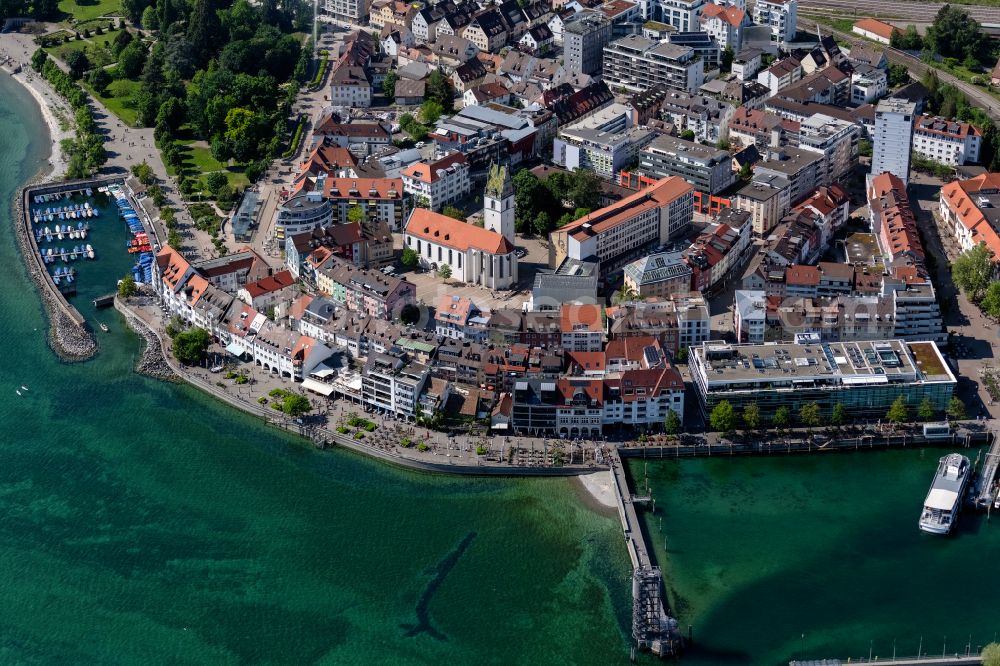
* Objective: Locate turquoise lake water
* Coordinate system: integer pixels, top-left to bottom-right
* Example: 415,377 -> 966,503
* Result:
0,73 -> 634,665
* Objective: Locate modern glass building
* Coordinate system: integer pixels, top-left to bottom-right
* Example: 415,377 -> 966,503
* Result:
691,338 -> 956,423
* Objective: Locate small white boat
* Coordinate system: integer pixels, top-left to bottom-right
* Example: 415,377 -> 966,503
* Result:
86,244 -> 95,259
15,389 -> 21,396
20,385 -> 28,391
99,323 -> 109,332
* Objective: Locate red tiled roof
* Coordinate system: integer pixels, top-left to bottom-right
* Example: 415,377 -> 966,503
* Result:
560,303 -> 603,333
406,208 -> 515,255
243,270 -> 295,298
853,18 -> 898,40
401,152 -> 468,184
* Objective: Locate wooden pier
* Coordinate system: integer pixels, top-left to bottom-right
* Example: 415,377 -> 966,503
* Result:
608,449 -> 681,659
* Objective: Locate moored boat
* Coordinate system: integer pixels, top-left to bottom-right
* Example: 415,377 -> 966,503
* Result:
919,453 -> 970,535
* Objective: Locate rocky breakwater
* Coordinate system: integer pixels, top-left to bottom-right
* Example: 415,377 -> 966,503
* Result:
15,186 -> 97,361
114,297 -> 177,381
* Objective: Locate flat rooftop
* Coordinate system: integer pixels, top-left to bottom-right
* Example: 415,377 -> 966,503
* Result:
693,339 -> 956,387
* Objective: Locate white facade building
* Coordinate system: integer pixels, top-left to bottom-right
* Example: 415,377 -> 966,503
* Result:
913,115 -> 982,167
400,152 -> 471,211
752,0 -> 797,43
872,97 -> 916,185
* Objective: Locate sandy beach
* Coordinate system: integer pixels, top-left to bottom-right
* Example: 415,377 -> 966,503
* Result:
0,33 -> 72,180
576,470 -> 618,513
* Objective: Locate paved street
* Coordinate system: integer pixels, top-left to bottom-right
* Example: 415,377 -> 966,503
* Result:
910,170 -> 999,419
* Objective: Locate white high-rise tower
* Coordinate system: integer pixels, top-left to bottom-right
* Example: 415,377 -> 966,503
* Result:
873,97 -> 916,185
484,163 -> 515,245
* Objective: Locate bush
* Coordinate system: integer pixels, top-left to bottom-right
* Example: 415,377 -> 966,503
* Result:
416,442 -> 429,452
354,431 -> 365,440
400,437 -> 413,447
475,445 -> 487,455
257,397 -> 267,405
336,425 -> 349,434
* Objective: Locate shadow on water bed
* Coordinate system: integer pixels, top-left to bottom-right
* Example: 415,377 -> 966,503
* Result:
401,531 -> 477,641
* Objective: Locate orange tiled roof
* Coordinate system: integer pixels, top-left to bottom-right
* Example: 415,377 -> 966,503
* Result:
853,18 -> 898,40
406,208 -> 515,255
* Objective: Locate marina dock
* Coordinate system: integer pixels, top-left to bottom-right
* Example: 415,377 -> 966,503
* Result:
608,449 -> 681,660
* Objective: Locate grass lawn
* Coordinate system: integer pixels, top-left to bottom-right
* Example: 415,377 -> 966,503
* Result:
169,138 -> 250,190
81,77 -> 141,125
46,33 -> 117,68
58,0 -> 122,24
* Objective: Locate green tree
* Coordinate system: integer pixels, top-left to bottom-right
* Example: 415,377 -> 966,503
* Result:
111,27 -> 133,56
512,169 -> 543,234
533,210 -> 552,236
130,160 -> 155,185
117,274 -> 138,298
187,0 -> 223,68
141,4 -> 159,30
613,284 -> 638,304
665,409 -> 682,435
859,139 -> 873,158
442,206 -> 465,220
205,171 -> 228,195
87,68 -> 112,95
887,63 -> 910,87
438,264 -> 452,280
30,48 -> 47,72
886,395 -> 909,425
952,243 -> 994,301
710,400 -> 736,434
720,46 -> 734,72
420,99 -> 443,125
401,247 -> 419,269
116,40 -> 146,79
425,69 -> 454,111
891,24 -> 923,51
831,403 -> 848,427
680,129 -> 695,141
282,393 -> 312,417
946,396 -> 967,421
568,169 -> 602,210
738,162 -> 751,181
924,5 -> 988,64
981,281 -> 1000,319
172,327 -> 211,365
982,643 -> 1000,666
347,205 -> 364,223
742,402 -> 761,431
917,397 -> 936,421
65,50 -> 90,80
773,406 -> 791,431
32,0 -> 58,19
799,402 -> 822,428
382,70 -> 398,102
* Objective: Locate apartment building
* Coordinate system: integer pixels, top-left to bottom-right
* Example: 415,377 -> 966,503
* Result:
656,90 -> 735,144
735,175 -> 791,236
701,3 -> 748,51
752,0 -> 797,42
564,11 -> 613,75
753,146 -> 824,206
797,113 -> 861,185
623,251 -> 693,299
757,56 -> 801,97
322,0 -> 370,23
362,352 -> 431,419
554,125 -> 655,178
560,304 -> 605,352
638,134 -> 735,195
913,115 -> 982,166
316,259 -> 416,320
656,0 -> 706,31
939,172 -> 1000,259
872,98 -> 916,185
602,35 -> 704,94
400,152 -> 470,211
868,171 -> 923,267
549,176 -> 695,274
733,47 -> 763,81
683,209 -> 754,293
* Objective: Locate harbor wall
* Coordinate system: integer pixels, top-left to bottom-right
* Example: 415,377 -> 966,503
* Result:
15,177 -> 124,360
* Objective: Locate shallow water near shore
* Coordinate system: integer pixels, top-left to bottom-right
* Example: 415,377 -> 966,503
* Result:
630,451 -> 1000,664
0,74 -> 635,664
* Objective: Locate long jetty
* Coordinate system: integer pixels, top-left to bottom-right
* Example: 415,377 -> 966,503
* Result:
972,432 -> 1000,509
791,654 -> 982,665
608,448 -> 681,660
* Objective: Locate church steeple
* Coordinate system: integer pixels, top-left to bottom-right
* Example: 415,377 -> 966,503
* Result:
483,163 -> 514,244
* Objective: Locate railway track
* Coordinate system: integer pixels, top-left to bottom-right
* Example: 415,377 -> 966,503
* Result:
796,0 -> 1000,25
